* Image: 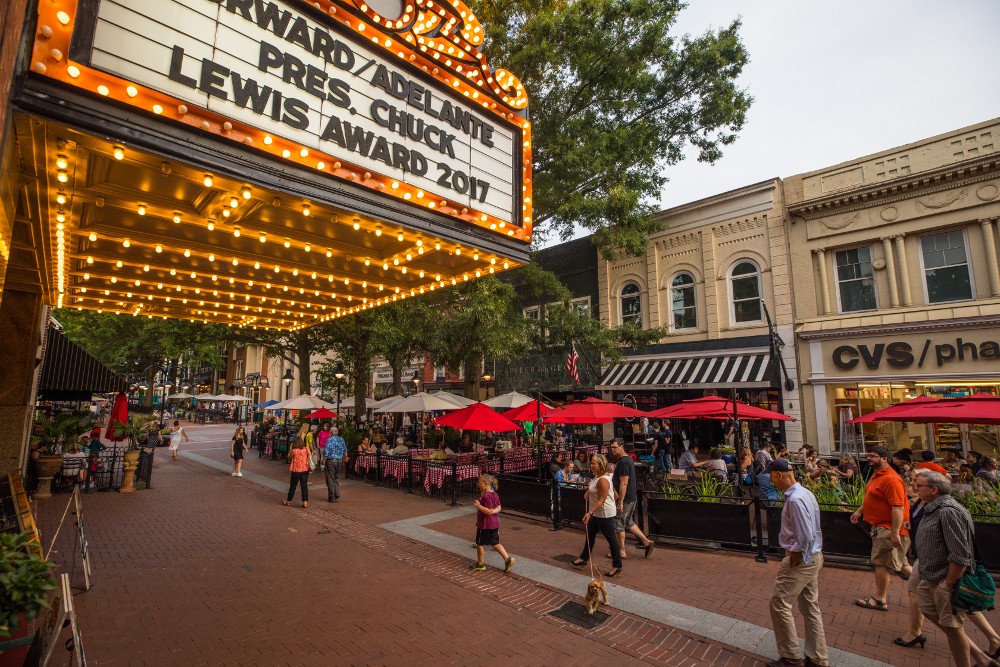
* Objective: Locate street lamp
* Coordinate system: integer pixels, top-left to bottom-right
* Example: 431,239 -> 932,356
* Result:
157,377 -> 173,427
481,372 -> 493,400
334,362 -> 345,425
282,368 -> 295,434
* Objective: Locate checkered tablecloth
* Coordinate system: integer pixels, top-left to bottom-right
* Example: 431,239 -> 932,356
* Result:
500,456 -> 538,474
382,457 -> 410,480
354,454 -> 378,473
424,464 -> 480,493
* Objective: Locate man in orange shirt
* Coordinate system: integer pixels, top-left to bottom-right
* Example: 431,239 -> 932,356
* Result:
914,450 -> 948,475
850,446 -> 911,611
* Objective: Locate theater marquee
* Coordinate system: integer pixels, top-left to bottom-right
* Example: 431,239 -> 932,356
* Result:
33,0 -> 532,237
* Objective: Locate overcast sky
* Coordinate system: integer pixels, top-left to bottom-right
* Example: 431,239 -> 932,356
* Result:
540,0 -> 1000,246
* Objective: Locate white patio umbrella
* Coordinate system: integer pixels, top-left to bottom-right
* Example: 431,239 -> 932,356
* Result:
167,392 -> 196,400
194,393 -> 217,400
483,390 -> 534,409
370,394 -> 406,411
269,395 -> 338,411
429,391 -> 476,407
375,392 -> 458,413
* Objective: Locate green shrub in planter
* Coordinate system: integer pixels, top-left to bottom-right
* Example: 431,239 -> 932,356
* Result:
0,531 -> 57,637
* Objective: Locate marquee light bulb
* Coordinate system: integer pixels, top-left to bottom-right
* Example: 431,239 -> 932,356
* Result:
56,194 -> 66,205
112,145 -> 125,160
56,155 -> 68,169
123,239 -> 131,248
364,259 -> 370,266
208,254 -> 215,262
56,213 -> 65,223
229,197 -> 239,208
137,204 -> 146,215
326,248 -> 333,258
353,221 -> 361,230
283,239 -> 291,248
233,227 -> 241,238
203,174 -> 213,187
57,170 -> 68,183
397,232 -> 404,242
221,209 -> 230,218
155,245 -> 162,253
375,226 -> 382,236
304,243 -> 311,252
241,185 -> 252,199
184,249 -> 191,257
207,221 -> 215,230
302,205 -> 310,217
116,261 -> 123,268
173,212 -> 181,223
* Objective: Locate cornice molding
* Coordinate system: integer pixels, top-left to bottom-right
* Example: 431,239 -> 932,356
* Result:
795,315 -> 1000,341
788,156 -> 999,220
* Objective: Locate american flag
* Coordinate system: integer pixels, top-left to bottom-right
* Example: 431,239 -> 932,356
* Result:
566,342 -> 580,383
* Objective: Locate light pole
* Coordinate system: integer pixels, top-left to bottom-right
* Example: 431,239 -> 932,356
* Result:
282,368 -> 294,434
334,362 -> 345,425
481,372 -> 493,400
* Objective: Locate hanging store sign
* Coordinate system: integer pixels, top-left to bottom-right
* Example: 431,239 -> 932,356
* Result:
41,0 -> 531,236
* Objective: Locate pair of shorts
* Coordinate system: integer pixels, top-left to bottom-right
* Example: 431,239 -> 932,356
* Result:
475,528 -> 500,546
613,500 -> 637,532
917,579 -> 966,628
869,526 -> 910,572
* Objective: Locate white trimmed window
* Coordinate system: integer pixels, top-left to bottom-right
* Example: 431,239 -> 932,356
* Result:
835,246 -> 877,312
620,282 -> 642,326
730,261 -> 762,324
523,306 -> 540,320
921,230 -> 973,303
570,296 -> 591,319
670,272 -> 697,330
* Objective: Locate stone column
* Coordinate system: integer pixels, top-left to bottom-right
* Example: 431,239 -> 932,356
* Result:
980,218 -> 1000,297
814,248 -> 832,315
0,290 -> 45,476
893,235 -> 912,306
882,237 -> 900,307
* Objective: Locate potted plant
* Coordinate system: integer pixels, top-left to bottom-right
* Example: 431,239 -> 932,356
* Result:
32,411 -> 95,499
0,531 -> 57,659
110,415 -> 158,493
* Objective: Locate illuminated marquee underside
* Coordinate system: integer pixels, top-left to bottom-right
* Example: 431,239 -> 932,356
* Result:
25,0 -> 533,331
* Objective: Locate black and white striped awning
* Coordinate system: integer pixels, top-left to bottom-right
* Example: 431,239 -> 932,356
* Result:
598,354 -> 775,390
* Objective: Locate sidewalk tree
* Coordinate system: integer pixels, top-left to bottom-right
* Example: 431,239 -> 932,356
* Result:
422,276 -> 532,398
369,298 -> 437,396
471,0 -> 751,256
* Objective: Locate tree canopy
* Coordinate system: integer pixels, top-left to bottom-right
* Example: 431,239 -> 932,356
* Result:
472,0 -> 752,256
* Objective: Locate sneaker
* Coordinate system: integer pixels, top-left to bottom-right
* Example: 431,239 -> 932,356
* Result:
504,556 -> 515,573
231,472 -> 237,477
237,472 -> 243,477
469,562 -> 487,572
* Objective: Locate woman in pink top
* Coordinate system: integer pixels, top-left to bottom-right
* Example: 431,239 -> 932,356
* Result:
282,438 -> 310,508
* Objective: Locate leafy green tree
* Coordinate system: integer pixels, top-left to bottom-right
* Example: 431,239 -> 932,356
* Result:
368,298 -> 436,396
472,0 -> 751,255
423,276 -> 533,398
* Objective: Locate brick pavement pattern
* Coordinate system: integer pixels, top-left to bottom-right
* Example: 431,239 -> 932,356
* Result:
36,426 -> 768,667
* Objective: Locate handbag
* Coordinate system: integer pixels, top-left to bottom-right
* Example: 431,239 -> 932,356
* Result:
951,539 -> 995,612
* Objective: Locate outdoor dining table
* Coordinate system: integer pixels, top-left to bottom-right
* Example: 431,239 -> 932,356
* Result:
423,461 -> 481,494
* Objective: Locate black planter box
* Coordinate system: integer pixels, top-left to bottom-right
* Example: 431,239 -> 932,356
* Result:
766,504 -> 870,560
974,520 -> 1000,572
646,496 -> 753,546
497,476 -> 552,519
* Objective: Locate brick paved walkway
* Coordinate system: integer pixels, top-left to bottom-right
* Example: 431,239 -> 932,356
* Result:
33,424 -> 1000,666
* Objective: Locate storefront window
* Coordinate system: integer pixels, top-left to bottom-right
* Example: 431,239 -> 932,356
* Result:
620,282 -> 642,326
921,230 -> 973,303
835,247 -> 876,312
730,261 -> 762,323
670,273 -> 697,330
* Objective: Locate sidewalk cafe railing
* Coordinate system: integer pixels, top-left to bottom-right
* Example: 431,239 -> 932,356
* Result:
49,446 -> 157,493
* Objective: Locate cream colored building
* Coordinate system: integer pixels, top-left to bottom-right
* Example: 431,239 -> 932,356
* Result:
596,180 -> 803,450
785,118 -> 1000,455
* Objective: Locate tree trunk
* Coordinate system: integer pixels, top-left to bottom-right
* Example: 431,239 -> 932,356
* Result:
463,352 -> 482,400
295,330 -> 311,397
353,314 -> 370,415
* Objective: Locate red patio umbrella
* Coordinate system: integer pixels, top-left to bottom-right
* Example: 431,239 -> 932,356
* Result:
852,399 -> 1000,425
434,403 -> 521,432
849,395 -> 940,423
105,391 -> 129,442
502,399 -> 554,422
648,396 -> 794,421
304,408 -> 338,419
543,397 -> 647,424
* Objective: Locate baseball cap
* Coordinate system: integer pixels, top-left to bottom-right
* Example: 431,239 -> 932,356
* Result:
766,459 -> 792,473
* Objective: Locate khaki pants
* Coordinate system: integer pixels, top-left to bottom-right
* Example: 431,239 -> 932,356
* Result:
769,552 -> 829,666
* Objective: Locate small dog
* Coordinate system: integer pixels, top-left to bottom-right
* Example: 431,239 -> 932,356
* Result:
584,572 -> 608,615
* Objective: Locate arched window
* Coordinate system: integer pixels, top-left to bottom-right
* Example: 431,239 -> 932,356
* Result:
730,261 -> 762,323
620,282 -> 642,326
670,273 -> 697,330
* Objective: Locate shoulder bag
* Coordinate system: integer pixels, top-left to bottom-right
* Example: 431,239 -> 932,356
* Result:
950,525 -> 995,612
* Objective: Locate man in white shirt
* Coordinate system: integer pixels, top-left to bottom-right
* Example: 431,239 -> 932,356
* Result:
766,459 -> 828,667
